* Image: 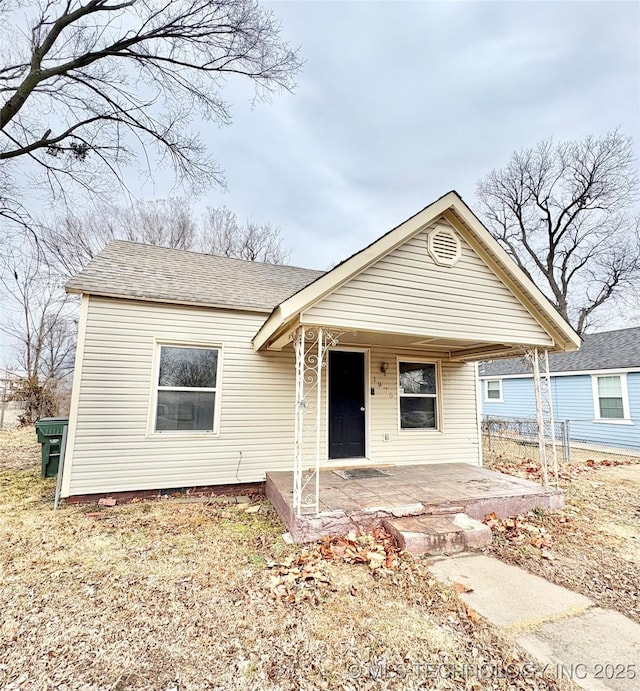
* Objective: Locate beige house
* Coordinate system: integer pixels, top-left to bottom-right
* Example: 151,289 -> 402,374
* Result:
60,191 -> 579,509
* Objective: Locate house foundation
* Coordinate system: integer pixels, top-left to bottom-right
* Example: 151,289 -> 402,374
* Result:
266,462 -> 563,545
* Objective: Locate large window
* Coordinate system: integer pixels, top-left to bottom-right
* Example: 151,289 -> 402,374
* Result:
154,345 -> 220,432
485,379 -> 502,402
594,374 -> 627,421
398,361 -> 438,429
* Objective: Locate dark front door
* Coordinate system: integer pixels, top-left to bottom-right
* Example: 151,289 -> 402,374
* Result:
328,350 -> 366,459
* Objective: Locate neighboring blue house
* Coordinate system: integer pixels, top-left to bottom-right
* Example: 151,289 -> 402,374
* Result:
479,327 -> 640,452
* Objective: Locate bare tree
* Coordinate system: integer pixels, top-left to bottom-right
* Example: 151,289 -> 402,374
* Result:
477,131 -> 640,334
42,198 -> 198,277
201,206 -> 290,263
41,200 -> 290,277
0,249 -> 76,422
0,0 -> 301,227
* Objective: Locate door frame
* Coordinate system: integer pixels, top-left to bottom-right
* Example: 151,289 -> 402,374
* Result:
326,346 -> 370,463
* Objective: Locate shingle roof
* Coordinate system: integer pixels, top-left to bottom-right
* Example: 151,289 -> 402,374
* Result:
479,327 -> 640,377
65,240 -> 325,312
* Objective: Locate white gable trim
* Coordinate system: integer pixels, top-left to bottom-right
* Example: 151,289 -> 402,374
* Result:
252,191 -> 580,353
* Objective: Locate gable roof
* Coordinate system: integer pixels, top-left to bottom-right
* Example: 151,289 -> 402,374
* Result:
479,326 -> 640,377
65,241 -> 324,313
253,190 -> 581,353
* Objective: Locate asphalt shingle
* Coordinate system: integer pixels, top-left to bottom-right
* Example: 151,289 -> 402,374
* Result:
65,240 -> 325,312
479,327 -> 640,376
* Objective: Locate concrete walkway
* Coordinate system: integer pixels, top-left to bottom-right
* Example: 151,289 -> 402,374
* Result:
429,553 -> 640,691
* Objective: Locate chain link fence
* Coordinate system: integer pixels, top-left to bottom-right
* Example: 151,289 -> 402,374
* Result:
482,416 -> 640,466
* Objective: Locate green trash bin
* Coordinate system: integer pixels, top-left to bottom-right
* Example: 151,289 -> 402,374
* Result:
35,417 -> 69,478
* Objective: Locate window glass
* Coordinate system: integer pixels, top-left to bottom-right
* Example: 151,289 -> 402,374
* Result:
486,380 -> 501,399
155,345 -> 219,432
400,397 -> 436,429
156,391 -> 216,431
399,362 -> 436,395
159,347 -> 218,388
597,376 -> 624,419
399,362 -> 438,429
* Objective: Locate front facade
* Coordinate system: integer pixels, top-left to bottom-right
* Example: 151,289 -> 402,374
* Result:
60,192 -> 580,504
480,327 -> 640,453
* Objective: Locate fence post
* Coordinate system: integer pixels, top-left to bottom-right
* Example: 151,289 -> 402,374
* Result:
563,420 -> 571,464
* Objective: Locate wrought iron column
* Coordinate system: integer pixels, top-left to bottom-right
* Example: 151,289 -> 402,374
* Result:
542,349 -> 559,486
292,325 -> 343,517
525,347 -> 562,487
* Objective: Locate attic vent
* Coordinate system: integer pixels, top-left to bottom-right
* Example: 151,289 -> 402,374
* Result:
427,226 -> 461,267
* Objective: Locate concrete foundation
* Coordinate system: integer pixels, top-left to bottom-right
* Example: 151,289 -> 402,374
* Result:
266,463 -> 564,544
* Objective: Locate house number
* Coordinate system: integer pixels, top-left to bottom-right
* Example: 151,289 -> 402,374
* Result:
374,378 -> 393,397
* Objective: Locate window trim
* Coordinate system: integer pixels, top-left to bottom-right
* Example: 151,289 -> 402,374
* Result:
396,358 -> 442,433
148,340 -> 223,436
591,372 -> 632,424
484,379 -> 503,403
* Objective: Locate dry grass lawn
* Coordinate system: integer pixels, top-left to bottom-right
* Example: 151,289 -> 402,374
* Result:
0,429 -> 573,690
484,452 -> 640,623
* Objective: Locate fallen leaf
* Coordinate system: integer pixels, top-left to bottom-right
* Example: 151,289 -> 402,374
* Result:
465,606 -> 480,623
452,581 -> 473,593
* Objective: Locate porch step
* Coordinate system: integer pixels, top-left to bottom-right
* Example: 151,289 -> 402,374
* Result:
383,513 -> 492,556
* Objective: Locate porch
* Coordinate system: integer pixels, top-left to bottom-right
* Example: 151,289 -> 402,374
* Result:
266,462 -> 564,547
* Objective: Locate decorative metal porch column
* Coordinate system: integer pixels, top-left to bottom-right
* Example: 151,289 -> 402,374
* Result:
292,326 -> 342,517
524,348 -> 559,488
293,326 -> 321,517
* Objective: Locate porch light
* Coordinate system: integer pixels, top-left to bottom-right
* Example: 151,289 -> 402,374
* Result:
380,362 -> 389,375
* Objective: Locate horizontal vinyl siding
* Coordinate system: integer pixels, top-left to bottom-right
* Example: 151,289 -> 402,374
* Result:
481,374 -> 640,451
65,299 -> 481,496
65,298 -> 296,496
628,373 -> 640,419
483,378 -> 536,418
366,350 -> 480,465
302,221 -> 552,345
310,349 -> 480,467
558,375 -> 640,450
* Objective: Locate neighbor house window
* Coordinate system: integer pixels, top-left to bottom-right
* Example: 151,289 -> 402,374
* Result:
594,374 -> 627,420
398,361 -> 438,429
485,379 -> 502,402
155,345 -> 220,432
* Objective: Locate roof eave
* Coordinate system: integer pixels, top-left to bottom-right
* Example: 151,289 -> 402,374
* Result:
66,286 -> 274,315
442,205 -> 581,352
252,192 -> 462,350
253,192 -> 581,353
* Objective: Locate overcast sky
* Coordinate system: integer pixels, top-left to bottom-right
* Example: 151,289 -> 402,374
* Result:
3,0 -> 640,364
146,0 -> 639,272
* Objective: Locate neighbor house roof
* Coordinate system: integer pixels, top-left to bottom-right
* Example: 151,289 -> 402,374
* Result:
65,241 -> 325,313
479,327 -> 640,377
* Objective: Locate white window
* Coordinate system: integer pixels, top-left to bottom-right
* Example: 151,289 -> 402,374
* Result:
593,374 -> 629,421
398,361 -> 439,430
485,379 -> 503,402
154,345 -> 220,433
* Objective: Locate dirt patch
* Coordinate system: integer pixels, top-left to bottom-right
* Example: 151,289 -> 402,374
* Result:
483,455 -> 640,624
0,434 -> 575,690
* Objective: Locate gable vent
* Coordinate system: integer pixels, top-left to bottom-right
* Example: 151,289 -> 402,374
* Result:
427,225 -> 461,267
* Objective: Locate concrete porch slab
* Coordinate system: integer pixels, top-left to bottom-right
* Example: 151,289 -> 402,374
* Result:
266,463 -> 564,543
